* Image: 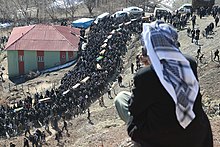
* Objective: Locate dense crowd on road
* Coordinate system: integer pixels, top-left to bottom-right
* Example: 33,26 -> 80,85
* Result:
0,5 -> 220,147
0,9 -> 143,146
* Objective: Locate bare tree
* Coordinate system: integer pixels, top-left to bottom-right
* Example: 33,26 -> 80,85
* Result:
57,0 -> 78,19
84,0 -> 96,15
125,0 -> 163,10
0,0 -> 12,21
0,0 -> 170,25
127,0 -> 141,6
32,0 -> 45,23
66,0 -> 79,18
11,0 -> 32,25
45,0 -> 59,22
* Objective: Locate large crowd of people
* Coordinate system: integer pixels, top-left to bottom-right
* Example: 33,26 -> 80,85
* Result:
0,9 -> 143,146
0,4 -> 220,146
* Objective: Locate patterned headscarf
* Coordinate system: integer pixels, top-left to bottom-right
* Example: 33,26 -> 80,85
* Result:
142,21 -> 199,128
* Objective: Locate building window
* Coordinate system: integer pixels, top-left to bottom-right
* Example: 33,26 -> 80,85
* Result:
18,55 -> 24,62
37,56 -> 44,62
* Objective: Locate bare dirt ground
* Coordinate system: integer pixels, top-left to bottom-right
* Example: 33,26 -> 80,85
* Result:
0,15 -> 220,147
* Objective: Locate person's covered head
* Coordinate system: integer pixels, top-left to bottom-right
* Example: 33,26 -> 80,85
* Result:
142,20 -> 179,57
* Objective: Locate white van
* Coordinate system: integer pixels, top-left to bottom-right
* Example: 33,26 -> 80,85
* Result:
123,6 -> 143,18
177,4 -> 192,14
94,12 -> 110,24
111,11 -> 130,18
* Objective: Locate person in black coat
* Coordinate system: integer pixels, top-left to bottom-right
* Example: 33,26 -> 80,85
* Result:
191,29 -> 195,43
114,21 -> 213,147
118,75 -> 123,87
195,28 -> 200,45
215,16 -> 219,27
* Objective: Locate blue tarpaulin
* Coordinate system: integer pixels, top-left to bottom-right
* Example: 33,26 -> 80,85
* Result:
71,18 -> 94,29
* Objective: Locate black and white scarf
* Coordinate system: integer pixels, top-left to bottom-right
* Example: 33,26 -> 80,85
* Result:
142,21 -> 199,128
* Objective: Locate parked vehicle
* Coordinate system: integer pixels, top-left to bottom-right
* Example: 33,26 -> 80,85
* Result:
122,6 -> 144,18
177,3 -> 192,14
0,23 -> 12,29
94,12 -> 110,24
111,11 -> 130,23
111,11 -> 130,18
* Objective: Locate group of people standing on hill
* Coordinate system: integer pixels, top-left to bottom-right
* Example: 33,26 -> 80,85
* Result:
114,6 -> 217,147
184,6 -> 220,63
154,9 -> 190,30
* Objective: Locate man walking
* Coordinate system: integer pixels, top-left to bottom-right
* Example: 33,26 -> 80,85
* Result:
131,63 -> 134,74
87,108 -> 91,122
118,75 -> 123,87
197,46 -> 201,58
62,119 -> 68,134
195,28 -> 200,45
191,29 -> 195,43
215,16 -> 219,27
191,14 -> 196,30
214,49 -> 219,61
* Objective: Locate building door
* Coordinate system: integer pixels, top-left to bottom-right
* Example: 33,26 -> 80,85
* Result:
37,51 -> 44,70
60,51 -> 66,64
68,51 -> 74,61
18,50 -> 24,75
